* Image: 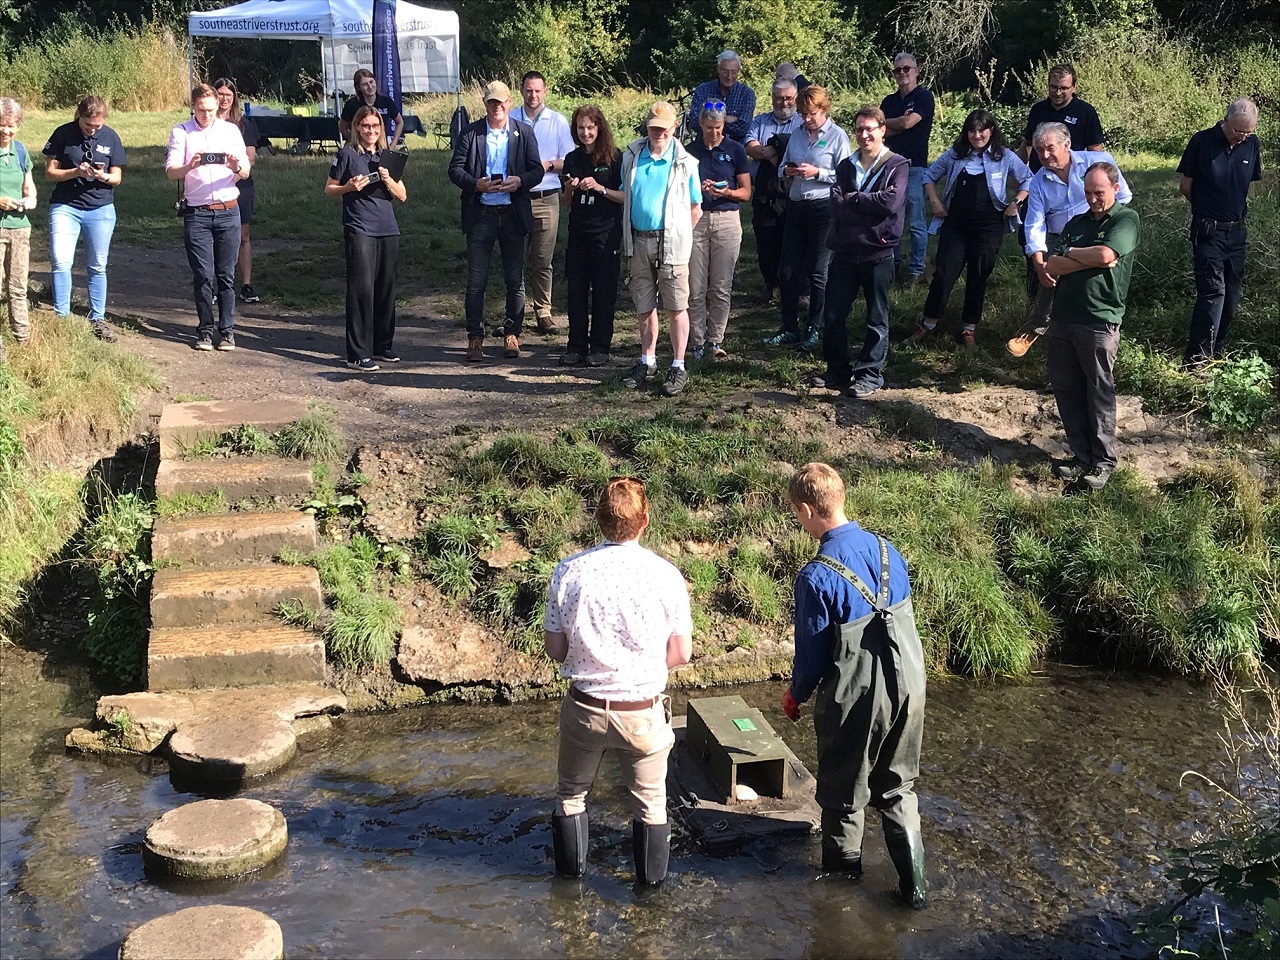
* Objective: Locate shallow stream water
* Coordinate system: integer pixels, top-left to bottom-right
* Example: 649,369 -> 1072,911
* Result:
0,652 -> 1250,959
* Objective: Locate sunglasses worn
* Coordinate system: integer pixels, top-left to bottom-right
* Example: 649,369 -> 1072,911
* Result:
703,100 -> 726,112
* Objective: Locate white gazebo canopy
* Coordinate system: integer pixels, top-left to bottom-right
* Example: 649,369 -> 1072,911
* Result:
188,0 -> 461,110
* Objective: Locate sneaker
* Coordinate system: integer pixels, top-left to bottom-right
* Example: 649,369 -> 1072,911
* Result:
560,352 -> 584,367
216,332 -> 236,351
691,346 -> 704,361
797,327 -> 820,352
763,329 -> 801,346
90,320 -> 117,343
466,336 -> 484,362
240,283 -> 261,303
347,357 -> 380,372
1082,464 -> 1114,491
622,361 -> 656,389
710,343 -> 727,359
504,334 -> 521,358
1053,459 -> 1087,481
193,335 -> 215,351
535,314 -> 559,334
847,381 -> 882,400
660,365 -> 689,397
908,272 -> 927,287
903,323 -> 935,347
958,328 -> 976,349
585,352 -> 611,367
374,351 -> 400,362
1006,333 -> 1038,357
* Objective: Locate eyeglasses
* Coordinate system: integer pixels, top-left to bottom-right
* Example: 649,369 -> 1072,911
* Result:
703,100 -> 726,112
854,125 -> 881,135
1048,84 -> 1074,93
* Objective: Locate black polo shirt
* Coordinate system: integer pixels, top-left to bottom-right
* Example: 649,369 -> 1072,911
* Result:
341,94 -> 402,134
43,121 -> 127,209
686,136 -> 749,212
563,146 -> 623,238
880,85 -> 934,167
1177,123 -> 1262,223
1022,96 -> 1104,172
329,146 -> 400,237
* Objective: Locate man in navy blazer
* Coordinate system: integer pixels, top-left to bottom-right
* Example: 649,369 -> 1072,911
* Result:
448,80 -> 543,362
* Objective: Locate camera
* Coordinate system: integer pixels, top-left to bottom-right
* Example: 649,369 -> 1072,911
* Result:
200,152 -> 227,165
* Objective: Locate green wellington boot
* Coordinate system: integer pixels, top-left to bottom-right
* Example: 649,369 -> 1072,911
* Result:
884,824 -> 928,909
551,812 -> 588,878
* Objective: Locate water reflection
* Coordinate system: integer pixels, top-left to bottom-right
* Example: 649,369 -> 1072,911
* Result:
0,659 -> 1256,959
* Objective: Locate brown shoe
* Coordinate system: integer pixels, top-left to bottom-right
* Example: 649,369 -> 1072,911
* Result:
504,334 -> 520,358
466,336 -> 484,362
535,314 -> 559,334
1006,333 -> 1038,357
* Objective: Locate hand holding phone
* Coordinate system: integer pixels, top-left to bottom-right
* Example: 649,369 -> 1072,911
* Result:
365,171 -> 382,184
201,152 -> 227,165
713,180 -> 728,189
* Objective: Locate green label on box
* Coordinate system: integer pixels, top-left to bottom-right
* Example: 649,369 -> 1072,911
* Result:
732,718 -> 757,731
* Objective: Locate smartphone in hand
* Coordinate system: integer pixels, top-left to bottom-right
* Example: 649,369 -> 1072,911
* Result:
201,152 -> 227,165
365,171 -> 382,184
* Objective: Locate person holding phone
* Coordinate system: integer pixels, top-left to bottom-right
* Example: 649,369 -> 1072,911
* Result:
325,106 -> 408,372
42,95 -> 126,343
166,83 -> 250,351
0,97 -> 37,354
214,78 -> 262,305
685,102 -> 750,360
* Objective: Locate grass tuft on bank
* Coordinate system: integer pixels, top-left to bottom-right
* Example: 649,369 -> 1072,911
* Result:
415,419 -> 1276,677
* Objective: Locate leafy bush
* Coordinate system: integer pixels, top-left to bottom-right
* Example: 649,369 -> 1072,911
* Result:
78,490 -> 155,685
1205,354 -> 1276,433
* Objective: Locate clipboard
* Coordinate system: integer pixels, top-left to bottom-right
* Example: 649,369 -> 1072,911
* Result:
368,150 -> 408,181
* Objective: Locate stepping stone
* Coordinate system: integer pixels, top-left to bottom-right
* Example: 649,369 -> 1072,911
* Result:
150,565 -> 322,629
119,905 -> 283,960
152,511 -> 318,565
143,798 -> 287,880
158,399 -> 308,459
167,713 -> 297,781
147,624 -> 325,691
155,457 -> 314,502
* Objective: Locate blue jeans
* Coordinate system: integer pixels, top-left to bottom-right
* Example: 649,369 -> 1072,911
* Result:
464,206 -> 526,338
183,205 -> 241,338
824,255 -> 894,390
893,166 -> 927,277
49,203 -> 116,321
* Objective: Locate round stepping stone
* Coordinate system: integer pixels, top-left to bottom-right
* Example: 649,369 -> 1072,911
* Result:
143,798 -> 287,880
119,904 -> 282,960
167,714 -> 297,782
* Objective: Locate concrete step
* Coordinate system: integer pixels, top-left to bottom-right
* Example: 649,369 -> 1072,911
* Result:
155,457 -> 314,502
152,511 -> 318,566
147,624 -> 326,691
158,399 -> 308,459
150,564 -> 323,629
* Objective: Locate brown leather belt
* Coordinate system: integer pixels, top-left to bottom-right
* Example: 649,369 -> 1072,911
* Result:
199,199 -> 238,211
569,686 -> 659,711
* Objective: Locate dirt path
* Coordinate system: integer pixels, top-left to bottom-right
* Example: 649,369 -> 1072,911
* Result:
44,241 -> 1210,480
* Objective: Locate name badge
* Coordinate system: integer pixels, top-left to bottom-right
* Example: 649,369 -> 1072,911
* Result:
818,140 -> 827,147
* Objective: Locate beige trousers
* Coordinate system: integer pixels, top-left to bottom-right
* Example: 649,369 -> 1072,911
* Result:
0,227 -> 31,341
526,193 -> 560,318
688,209 -> 743,347
555,692 -> 674,825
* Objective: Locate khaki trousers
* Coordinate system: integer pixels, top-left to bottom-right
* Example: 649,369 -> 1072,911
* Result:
526,193 -> 560,319
688,209 -> 742,347
555,692 -> 674,825
0,226 -> 31,340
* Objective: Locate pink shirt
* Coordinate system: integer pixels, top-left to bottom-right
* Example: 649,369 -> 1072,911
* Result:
166,117 -> 248,207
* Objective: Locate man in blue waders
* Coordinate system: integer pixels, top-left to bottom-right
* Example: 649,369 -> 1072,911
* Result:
782,462 -> 928,908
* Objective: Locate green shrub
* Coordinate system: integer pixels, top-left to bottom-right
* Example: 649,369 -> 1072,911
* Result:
325,592 -> 401,667
1205,354 -> 1276,433
78,489 -> 155,685
275,404 -> 345,461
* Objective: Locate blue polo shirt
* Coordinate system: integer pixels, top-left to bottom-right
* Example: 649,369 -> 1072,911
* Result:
686,136 -> 749,212
630,142 -> 701,231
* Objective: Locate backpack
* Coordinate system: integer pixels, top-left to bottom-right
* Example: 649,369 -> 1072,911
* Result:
752,132 -> 791,220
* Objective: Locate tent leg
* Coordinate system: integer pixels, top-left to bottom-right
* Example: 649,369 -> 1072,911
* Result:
188,36 -> 194,93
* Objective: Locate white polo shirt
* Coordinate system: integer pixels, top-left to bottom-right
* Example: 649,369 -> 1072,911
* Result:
544,540 -> 692,700
510,104 -> 574,192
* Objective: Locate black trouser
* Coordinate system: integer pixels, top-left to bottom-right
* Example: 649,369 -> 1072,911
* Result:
923,215 -> 1007,327
1185,222 -> 1246,364
779,198 -> 832,333
823,255 -> 894,390
565,229 -> 621,357
465,205 -> 527,338
344,231 -> 398,362
752,203 -> 787,289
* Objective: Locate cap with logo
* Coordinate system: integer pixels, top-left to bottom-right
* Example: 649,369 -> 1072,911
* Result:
645,101 -> 678,130
482,81 -> 511,104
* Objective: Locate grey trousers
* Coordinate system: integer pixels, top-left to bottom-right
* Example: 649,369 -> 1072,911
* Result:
1046,319 -> 1120,469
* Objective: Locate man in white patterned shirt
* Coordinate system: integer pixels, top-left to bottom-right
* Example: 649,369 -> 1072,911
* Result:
543,477 -> 693,886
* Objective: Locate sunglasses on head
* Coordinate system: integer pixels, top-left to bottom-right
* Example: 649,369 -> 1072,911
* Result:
703,100 -> 726,112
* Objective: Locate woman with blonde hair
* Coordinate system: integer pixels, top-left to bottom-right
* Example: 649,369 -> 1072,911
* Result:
325,104 -> 407,372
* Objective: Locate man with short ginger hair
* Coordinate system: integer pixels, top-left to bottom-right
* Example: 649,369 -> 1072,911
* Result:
784,462 -> 928,908
543,477 -> 693,887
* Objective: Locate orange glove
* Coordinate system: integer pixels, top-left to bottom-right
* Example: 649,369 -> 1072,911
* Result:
782,688 -> 801,722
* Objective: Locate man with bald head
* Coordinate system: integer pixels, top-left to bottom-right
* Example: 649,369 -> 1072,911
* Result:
1178,98 -> 1262,366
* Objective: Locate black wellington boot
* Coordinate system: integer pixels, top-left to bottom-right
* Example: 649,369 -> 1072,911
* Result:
884,824 -> 928,909
633,820 -> 670,887
552,812 -> 588,878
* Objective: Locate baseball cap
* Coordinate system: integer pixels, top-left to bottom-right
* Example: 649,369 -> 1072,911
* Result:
645,101 -> 678,130
482,81 -> 511,103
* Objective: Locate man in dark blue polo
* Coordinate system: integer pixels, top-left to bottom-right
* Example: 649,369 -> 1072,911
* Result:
1178,98 -> 1262,367
1017,63 -> 1105,172
880,52 -> 933,286
687,50 -> 756,143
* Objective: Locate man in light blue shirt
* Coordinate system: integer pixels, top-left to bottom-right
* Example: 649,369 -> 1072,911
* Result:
746,79 -> 803,301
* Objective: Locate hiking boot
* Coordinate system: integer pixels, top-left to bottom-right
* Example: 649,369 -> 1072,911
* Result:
710,343 -> 727,359
466,336 -> 484,363
903,323 -> 935,347
560,352 -> 584,367
1083,463 -> 1114,491
1006,332 -> 1038,357
504,334 -> 521,358
347,357 -> 380,372
216,332 -> 236,351
797,326 -> 820,352
908,272 -> 927,288
622,361 -> 656,389
847,380 -> 882,400
240,283 -> 261,303
193,334 -> 215,351
763,329 -> 800,346
91,320 -> 117,343
536,314 -> 559,334
1053,459 -> 1087,481
957,327 -> 976,349
660,365 -> 689,397
585,352 -> 611,367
